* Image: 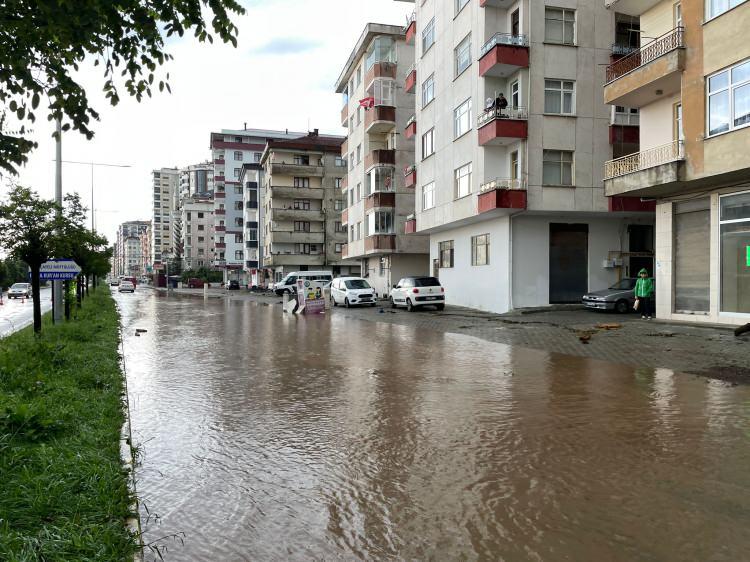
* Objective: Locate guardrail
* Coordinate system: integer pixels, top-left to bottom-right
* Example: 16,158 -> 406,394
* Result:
480,33 -> 529,59
477,106 -> 528,127
604,140 -> 684,180
479,177 -> 527,193
606,27 -> 683,83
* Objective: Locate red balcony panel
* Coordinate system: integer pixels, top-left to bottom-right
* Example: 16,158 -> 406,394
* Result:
608,196 -> 656,213
404,120 -> 417,139
404,168 -> 417,188
405,68 -> 416,93
405,218 -> 417,234
365,149 -> 396,169
609,124 -> 640,145
215,191 -> 226,198
216,243 -> 227,249
365,191 -> 396,212
365,234 -> 396,252
341,208 -> 349,225
365,105 -> 396,133
478,189 -> 527,213
365,61 -> 397,86
405,20 -> 416,46
215,175 -> 225,182
214,159 -> 225,165
215,226 -> 226,232
479,45 -> 529,77
341,104 -> 349,127
478,118 -> 528,146
215,209 -> 226,216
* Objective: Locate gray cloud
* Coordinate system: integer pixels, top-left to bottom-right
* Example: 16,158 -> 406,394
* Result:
251,37 -> 322,55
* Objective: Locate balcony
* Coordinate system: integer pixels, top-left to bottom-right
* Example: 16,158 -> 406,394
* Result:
478,178 -> 527,214
245,260 -> 259,269
365,149 -> 395,170
608,196 -> 656,213
269,230 -> 325,245
404,115 -> 417,140
215,209 -> 226,216
404,11 -> 416,45
365,105 -> 396,134
341,208 -> 348,225
245,240 -> 259,248
270,208 -> 325,221
604,140 -> 685,197
215,191 -> 226,198
341,103 -> 348,127
216,242 -> 226,249
365,234 -> 396,253
215,175 -> 225,182
477,107 -> 528,146
214,158 -> 225,165
405,216 -> 417,234
365,61 -> 397,88
215,225 -> 226,232
611,43 -> 639,61
604,0 -> 662,16
404,165 -> 417,188
365,191 -> 396,212
604,27 -> 685,108
264,253 -> 325,267
269,185 -> 325,200
479,34 -> 529,78
269,162 -> 324,177
405,65 -> 416,93
213,259 -> 226,267
246,200 -> 259,209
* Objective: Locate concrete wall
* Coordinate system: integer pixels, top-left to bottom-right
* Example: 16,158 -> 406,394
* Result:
641,0 -> 677,39
639,92 -> 679,149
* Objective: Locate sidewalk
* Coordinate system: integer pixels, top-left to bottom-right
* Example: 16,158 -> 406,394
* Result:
150,287 -> 750,383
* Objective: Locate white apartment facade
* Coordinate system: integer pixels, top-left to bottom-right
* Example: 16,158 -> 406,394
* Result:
336,23 -> 430,298
151,168 -> 180,267
181,195 -> 215,270
401,0 -> 655,313
240,163 -> 265,287
115,221 -> 150,277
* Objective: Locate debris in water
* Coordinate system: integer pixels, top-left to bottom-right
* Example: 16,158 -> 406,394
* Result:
596,323 -> 621,331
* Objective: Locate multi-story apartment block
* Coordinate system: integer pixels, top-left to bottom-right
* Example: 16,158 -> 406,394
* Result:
240,163 -> 265,287
115,221 -> 150,277
151,168 -> 180,267
181,195 -> 215,270
180,162 -> 214,199
140,227 -> 152,276
260,131 -> 358,282
209,128 -> 303,283
335,23 -> 430,297
603,0 -> 750,325
398,0 -> 655,313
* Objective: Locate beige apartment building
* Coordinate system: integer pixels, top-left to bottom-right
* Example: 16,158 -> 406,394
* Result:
260,131 -> 357,282
603,0 -> 750,324
151,168 -> 180,268
395,0 -> 654,313
181,195 -> 215,270
335,23 -> 430,297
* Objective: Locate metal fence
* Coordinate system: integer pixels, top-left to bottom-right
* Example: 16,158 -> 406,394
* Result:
604,140 -> 684,180
606,27 -> 684,83
480,33 -> 529,59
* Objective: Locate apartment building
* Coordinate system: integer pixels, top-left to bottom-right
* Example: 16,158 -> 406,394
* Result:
240,163 -> 265,287
209,128 -> 304,284
260,131 -> 357,281
151,168 -> 180,267
115,221 -> 150,277
397,0 -> 655,313
181,195 -> 215,270
180,162 -> 213,199
603,0 -> 750,325
335,23 -> 430,298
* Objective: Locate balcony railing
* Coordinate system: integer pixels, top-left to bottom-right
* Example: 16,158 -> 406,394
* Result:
612,112 -> 640,126
479,177 -> 527,193
611,44 -> 638,57
605,27 -> 684,84
477,106 -> 528,127
604,140 -> 684,180
479,33 -> 529,58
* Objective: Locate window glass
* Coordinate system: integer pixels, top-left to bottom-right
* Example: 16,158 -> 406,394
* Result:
545,7 -> 575,45
422,18 -> 436,53
709,0 -> 748,19
733,83 -> 750,127
345,279 -> 371,289
544,79 -> 575,114
422,74 -> 435,106
422,182 -> 436,210
472,234 -> 490,266
709,90 -> 731,135
456,0 -> 470,13
414,277 -> 441,287
542,150 -> 573,186
455,35 -> 472,76
455,163 -> 472,198
454,98 -> 473,138
439,241 -> 454,268
708,60 -> 750,135
422,129 -> 435,159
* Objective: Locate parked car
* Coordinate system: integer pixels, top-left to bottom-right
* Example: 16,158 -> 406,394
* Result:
7,282 -> 32,299
118,280 -> 135,293
331,277 -> 377,307
110,279 -> 120,286
187,278 -> 204,289
123,276 -> 137,288
227,280 -> 241,290
582,278 -> 653,313
390,276 -> 445,311
274,271 -> 334,295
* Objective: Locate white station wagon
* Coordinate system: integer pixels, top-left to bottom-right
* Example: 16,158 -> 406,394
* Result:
330,277 -> 377,307
390,276 -> 445,312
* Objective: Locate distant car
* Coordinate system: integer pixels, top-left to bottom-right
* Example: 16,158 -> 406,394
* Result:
227,280 -> 240,290
331,277 -> 377,307
110,279 -> 120,286
582,278 -> 651,313
7,282 -> 32,299
118,280 -> 135,293
390,276 -> 445,312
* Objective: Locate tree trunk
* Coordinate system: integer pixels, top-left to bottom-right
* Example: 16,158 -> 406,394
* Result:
30,266 -> 42,334
76,276 -> 82,308
85,275 -> 89,297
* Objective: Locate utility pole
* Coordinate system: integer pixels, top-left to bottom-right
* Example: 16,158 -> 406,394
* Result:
53,118 -> 63,323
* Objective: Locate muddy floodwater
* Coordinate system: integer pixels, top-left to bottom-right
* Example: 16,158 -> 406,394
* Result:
117,290 -> 750,561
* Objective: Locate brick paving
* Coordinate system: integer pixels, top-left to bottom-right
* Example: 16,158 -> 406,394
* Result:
152,287 -> 750,382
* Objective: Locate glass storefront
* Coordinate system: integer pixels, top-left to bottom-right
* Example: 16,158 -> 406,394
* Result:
720,191 -> 750,315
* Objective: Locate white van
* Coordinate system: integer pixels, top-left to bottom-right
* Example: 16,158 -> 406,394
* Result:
273,271 -> 334,295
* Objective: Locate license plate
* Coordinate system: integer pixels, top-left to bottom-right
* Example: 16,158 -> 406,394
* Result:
425,296 -> 439,301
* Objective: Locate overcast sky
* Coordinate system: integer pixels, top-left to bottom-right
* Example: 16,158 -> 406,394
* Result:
4,0 -> 413,246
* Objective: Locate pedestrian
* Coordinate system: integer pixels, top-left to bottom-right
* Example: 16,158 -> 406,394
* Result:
634,268 -> 654,320
496,93 -> 508,114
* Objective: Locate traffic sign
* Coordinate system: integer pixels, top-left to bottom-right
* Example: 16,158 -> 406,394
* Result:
39,259 -> 81,280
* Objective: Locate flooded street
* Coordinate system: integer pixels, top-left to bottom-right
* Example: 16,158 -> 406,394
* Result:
118,289 -> 750,561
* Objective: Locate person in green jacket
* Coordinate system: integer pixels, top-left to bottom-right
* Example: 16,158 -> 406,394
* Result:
634,268 -> 655,319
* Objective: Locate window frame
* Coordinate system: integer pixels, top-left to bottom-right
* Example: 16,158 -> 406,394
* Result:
471,234 -> 490,266
706,0 -> 748,21
422,73 -> 435,107
544,7 -> 576,45
422,128 -> 435,160
454,97 -> 473,139
439,240 -> 454,268
454,162 -> 473,199
422,17 -> 436,55
455,0 -> 470,15
454,34 -> 472,78
544,79 -> 576,115
542,150 -> 574,187
706,58 -> 750,137
422,182 -> 436,210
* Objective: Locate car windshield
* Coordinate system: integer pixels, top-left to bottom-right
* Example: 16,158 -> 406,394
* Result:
11,283 -> 28,289
609,279 -> 636,290
414,277 -> 441,287
345,279 -> 371,289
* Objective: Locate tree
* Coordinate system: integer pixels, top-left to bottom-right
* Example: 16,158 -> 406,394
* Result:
0,186 -> 61,333
0,257 -> 28,289
0,0 -> 245,174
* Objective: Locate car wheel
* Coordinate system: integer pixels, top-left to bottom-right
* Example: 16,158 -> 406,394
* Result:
615,299 -> 629,314
435,304 -> 445,311
406,298 -> 415,312
390,297 -> 397,309
344,298 -> 350,308
371,303 -> 377,307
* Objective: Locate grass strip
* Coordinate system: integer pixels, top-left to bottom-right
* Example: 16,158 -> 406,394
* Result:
0,288 -> 138,561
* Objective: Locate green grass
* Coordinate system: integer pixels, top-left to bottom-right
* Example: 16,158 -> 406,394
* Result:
0,289 -> 138,561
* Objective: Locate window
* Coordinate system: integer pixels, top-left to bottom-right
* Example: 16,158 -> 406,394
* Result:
335,177 -> 342,189
357,106 -> 362,125
233,168 -> 241,178
198,236 -> 205,243
357,144 -> 362,163
356,65 -> 362,86
368,211 -> 394,234
542,150 -> 574,186
294,155 -> 309,165
422,182 -> 435,210
294,177 -> 310,188
674,2 -> 682,26
422,74 -> 435,107
439,240 -> 454,268
510,151 -> 520,182
720,191 -> 750,313
350,225 -> 355,241
511,80 -> 520,109
197,224 -> 205,231
254,152 -> 262,163
335,243 -> 343,253
454,163 -> 472,198
369,167 -> 394,193
674,102 -> 684,141
349,188 -> 354,206
356,182 -> 362,200
234,201 -> 243,211
707,0 -> 747,19
334,199 -> 345,211
455,35 -> 472,77
294,221 -> 311,232
293,199 -> 311,210
335,157 -> 345,168
422,128 -> 435,159
349,152 -> 354,171
234,151 -> 243,161
350,78 -> 355,96
545,7 -> 575,45
247,228 -> 258,241
544,80 -> 575,114
511,9 -> 520,35
234,234 -> 242,243
454,98 -> 473,138
356,221 -> 361,240
296,243 -> 318,254
707,59 -> 750,136
334,221 -> 343,233
197,212 -> 204,218
422,17 -> 436,53
456,0 -> 470,14
235,251 -> 243,260
472,234 -> 490,266
234,185 -> 242,194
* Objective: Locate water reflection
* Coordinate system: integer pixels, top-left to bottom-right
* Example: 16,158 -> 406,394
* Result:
117,290 -> 750,561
